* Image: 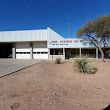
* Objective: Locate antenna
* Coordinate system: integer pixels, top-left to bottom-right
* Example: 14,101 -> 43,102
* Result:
68,23 -> 70,38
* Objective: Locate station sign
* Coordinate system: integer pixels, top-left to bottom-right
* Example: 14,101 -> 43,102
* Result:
48,38 -> 96,48
49,39 -> 83,45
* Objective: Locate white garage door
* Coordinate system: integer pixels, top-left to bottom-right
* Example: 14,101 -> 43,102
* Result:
16,43 -> 30,59
33,42 -> 48,59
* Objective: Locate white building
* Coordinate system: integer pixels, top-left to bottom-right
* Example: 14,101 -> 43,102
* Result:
0,27 -> 109,60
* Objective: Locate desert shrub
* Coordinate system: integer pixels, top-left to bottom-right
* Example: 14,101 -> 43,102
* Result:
55,58 -> 61,64
73,56 -> 96,74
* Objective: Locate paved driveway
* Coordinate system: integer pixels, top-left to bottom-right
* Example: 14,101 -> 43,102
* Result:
0,59 -> 42,78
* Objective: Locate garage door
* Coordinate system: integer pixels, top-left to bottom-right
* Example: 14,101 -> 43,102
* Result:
16,43 -> 30,59
33,42 -> 48,59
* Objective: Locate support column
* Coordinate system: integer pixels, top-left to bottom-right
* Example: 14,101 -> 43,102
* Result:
30,43 -> 33,59
12,43 -> 16,59
79,48 -> 82,58
48,48 -> 51,60
63,48 -> 65,60
96,48 -> 98,60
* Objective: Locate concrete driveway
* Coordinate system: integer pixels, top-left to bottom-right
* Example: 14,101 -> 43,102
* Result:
0,59 -> 42,78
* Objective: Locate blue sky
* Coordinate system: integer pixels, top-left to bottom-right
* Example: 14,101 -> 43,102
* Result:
0,0 -> 110,38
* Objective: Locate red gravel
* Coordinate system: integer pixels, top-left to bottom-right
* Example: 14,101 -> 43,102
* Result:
0,60 -> 110,110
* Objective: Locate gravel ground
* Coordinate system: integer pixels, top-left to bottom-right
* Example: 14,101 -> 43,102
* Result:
0,60 -> 110,110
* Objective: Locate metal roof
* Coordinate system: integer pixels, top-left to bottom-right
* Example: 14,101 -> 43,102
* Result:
0,29 -> 47,42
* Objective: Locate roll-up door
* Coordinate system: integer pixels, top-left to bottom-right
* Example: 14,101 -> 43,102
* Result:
16,43 -> 30,59
33,42 -> 48,59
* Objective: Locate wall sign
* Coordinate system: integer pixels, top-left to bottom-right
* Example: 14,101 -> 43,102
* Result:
49,39 -> 82,45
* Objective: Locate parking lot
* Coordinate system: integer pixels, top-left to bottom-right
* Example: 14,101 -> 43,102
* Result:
0,59 -> 42,77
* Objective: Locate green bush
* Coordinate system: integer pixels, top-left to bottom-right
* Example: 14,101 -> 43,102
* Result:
73,56 -> 97,74
55,58 -> 61,64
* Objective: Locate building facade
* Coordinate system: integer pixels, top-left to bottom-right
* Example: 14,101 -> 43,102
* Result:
0,27 -> 109,60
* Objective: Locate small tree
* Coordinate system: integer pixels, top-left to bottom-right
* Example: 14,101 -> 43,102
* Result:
77,15 -> 110,62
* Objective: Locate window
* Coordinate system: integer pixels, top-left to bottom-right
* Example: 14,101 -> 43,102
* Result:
41,52 -> 44,54
33,52 -> 48,54
50,49 -> 63,55
16,52 -> 20,54
27,52 -> 30,54
50,49 -> 54,55
71,49 -> 76,54
16,52 -> 30,54
45,52 -> 48,54
23,52 -> 27,54
71,49 -> 79,55
89,49 -> 95,54
33,52 -> 36,54
37,52 -> 40,54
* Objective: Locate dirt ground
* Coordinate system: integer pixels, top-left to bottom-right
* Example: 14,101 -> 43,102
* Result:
0,60 -> 110,110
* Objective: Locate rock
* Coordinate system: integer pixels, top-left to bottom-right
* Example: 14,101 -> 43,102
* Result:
10,102 -> 20,110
